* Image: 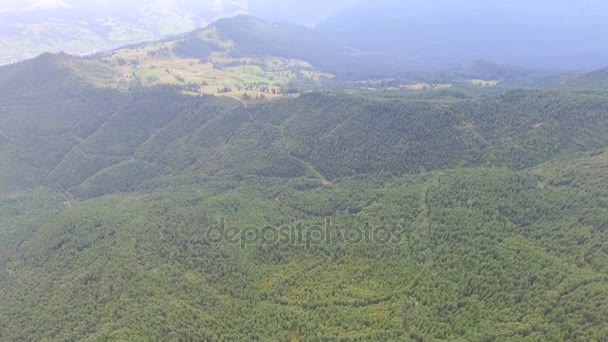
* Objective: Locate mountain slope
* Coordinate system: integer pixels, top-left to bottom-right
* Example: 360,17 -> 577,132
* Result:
2,55 -> 608,197
66,15 -> 346,99
566,67 -> 608,89
1,153 -> 608,340
0,0 -> 365,66
0,0 -> 247,65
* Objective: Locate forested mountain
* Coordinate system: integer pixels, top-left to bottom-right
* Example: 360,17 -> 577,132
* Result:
0,0 -> 362,66
566,67 -> 608,89
1,45 -> 608,340
5,0 -> 608,71
2,54 -> 608,196
11,12 -> 582,105
0,0 -> 248,65
317,0 -> 608,69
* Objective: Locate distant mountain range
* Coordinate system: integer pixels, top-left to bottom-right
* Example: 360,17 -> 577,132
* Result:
0,0 -> 248,64
4,13 -> 602,97
3,0 -> 608,69
317,0 -> 608,70
0,0 -> 358,65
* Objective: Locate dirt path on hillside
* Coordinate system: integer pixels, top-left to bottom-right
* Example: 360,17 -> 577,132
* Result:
276,126 -> 332,186
228,96 -> 247,107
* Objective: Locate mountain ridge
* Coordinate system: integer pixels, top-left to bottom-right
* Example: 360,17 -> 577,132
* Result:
317,0 -> 608,69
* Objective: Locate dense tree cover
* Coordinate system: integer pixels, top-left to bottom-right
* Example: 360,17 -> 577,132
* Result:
2,55 -> 608,340
0,54 -> 125,193
1,155 -> 608,340
172,36 -> 221,62
566,67 -> 608,89
251,90 -> 608,180
2,58 -> 608,196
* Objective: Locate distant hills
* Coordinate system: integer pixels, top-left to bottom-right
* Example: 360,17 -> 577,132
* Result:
567,67 -> 608,89
0,0 -> 246,64
14,15 -> 433,101
4,0 -> 608,70
0,0 -> 359,65
317,0 -> 608,69
82,15 -> 340,99
2,14 -> 604,101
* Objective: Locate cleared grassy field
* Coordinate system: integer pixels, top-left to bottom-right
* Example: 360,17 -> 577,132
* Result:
403,83 -> 452,90
68,34 -> 334,103
469,79 -> 499,87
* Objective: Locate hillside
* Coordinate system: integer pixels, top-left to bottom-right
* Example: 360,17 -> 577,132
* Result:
35,15 -> 346,101
566,67 -> 608,89
15,15 -> 426,103
5,16 -> 585,97
0,0 -> 368,65
0,0 -> 249,65
3,55 -> 608,196
2,21 -> 608,341
2,149 -> 608,340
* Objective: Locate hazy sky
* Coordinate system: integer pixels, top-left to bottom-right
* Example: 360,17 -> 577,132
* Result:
0,0 -> 360,25
248,0 -> 359,25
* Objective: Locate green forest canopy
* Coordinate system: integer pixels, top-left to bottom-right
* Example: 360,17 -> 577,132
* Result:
1,52 -> 608,341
